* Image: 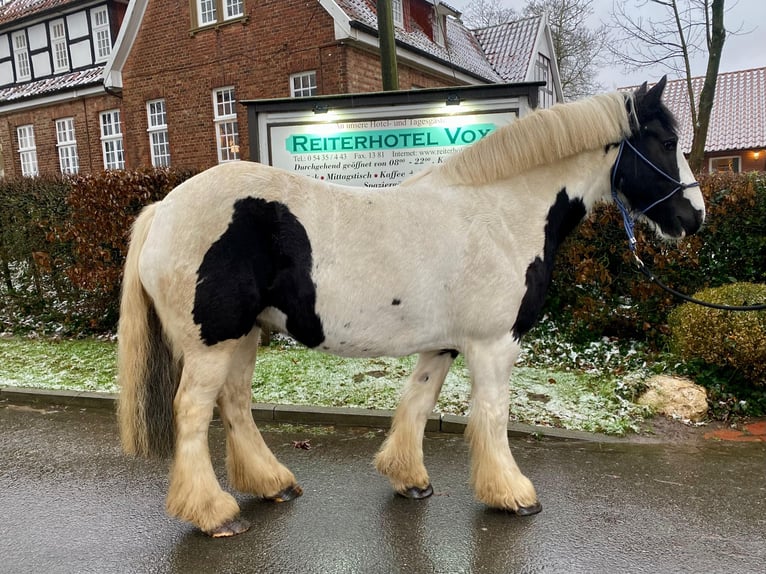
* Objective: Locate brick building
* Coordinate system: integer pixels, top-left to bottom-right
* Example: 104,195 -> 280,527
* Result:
0,0 -> 563,177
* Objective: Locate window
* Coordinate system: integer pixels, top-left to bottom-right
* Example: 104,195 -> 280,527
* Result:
198,0 -> 217,25
226,0 -> 244,19
147,99 -> 171,167
100,110 -> 125,169
195,0 -> 244,27
391,0 -> 403,27
290,71 -> 317,98
12,31 -> 30,81
535,53 -> 554,109
51,20 -> 69,73
92,7 -> 111,62
709,156 -> 741,173
56,118 -> 79,174
213,87 -> 240,162
17,125 -> 38,177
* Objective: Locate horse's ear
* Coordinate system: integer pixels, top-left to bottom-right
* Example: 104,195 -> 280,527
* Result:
634,76 -> 667,124
645,76 -> 667,106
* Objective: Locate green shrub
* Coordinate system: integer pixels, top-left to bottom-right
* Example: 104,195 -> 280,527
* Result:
548,172 -> 766,347
668,283 -> 766,386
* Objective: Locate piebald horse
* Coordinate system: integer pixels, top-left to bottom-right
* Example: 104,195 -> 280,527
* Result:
117,77 -> 704,536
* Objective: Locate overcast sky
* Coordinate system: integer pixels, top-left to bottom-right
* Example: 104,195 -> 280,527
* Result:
448,0 -> 764,89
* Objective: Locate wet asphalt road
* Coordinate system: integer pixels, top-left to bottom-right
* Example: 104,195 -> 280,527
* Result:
1,401 -> 765,574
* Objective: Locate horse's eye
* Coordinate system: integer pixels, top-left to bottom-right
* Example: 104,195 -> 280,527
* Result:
663,139 -> 677,152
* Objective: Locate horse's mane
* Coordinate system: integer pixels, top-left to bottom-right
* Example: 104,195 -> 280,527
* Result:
440,92 -> 634,186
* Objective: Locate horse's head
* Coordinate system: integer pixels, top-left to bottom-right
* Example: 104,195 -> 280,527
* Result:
612,76 -> 705,240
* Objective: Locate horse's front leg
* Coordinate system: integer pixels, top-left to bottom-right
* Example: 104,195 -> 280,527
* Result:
465,337 -> 541,515
375,350 -> 455,498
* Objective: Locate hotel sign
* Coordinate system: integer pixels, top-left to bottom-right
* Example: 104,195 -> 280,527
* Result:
269,113 -> 513,188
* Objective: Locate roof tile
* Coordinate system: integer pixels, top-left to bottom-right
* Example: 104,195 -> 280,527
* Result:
0,66 -> 104,103
473,16 -> 542,83
640,67 -> 766,153
0,0 -> 79,26
334,0 -> 502,81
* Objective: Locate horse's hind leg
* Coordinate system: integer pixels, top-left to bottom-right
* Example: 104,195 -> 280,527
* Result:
166,344 -> 245,536
465,337 -> 541,515
217,328 -> 302,502
375,350 -> 454,498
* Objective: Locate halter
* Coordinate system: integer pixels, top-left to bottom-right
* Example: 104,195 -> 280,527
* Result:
610,138 -> 766,311
610,138 -> 700,253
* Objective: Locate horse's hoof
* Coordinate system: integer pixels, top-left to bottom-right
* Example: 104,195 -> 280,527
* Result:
205,518 -> 251,538
515,501 -> 542,516
397,483 -> 434,500
266,484 -> 303,503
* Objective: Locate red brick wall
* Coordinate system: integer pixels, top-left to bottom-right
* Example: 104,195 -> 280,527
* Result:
0,92 -> 122,178
0,1 -> 473,177
120,0 -> 342,170
121,1 -> 468,170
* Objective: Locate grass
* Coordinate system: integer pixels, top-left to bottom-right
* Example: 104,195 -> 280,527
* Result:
0,328 -> 650,435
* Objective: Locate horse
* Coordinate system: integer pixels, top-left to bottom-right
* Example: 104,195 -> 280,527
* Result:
117,76 -> 705,537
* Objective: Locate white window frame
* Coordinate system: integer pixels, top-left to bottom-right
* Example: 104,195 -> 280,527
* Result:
100,109 -> 125,170
17,125 -> 38,177
535,53 -> 554,109
92,6 -> 111,62
709,156 -> 741,173
225,0 -> 244,20
50,19 -> 69,73
147,99 -> 171,167
55,118 -> 79,175
213,87 -> 240,163
290,71 -> 317,98
195,0 -> 244,27
392,0 -> 404,28
197,0 -> 217,25
12,31 -> 30,81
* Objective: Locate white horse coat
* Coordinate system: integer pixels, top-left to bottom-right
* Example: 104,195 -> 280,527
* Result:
118,80 -> 705,536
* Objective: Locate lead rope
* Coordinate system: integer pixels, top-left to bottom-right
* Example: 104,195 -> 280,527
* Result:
611,140 -> 766,312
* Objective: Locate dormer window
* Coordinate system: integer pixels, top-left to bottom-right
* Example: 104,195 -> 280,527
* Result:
392,0 -> 404,28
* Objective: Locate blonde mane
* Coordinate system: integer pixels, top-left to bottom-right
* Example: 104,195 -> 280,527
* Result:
440,91 -> 634,185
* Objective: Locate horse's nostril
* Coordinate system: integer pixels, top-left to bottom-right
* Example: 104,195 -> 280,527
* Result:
679,210 -> 703,235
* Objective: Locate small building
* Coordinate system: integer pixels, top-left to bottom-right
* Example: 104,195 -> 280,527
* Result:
654,67 -> 766,173
0,0 -> 563,178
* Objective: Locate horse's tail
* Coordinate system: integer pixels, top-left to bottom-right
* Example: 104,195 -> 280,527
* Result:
117,203 -> 180,458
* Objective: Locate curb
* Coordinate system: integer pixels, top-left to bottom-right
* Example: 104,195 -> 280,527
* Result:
0,385 -> 623,443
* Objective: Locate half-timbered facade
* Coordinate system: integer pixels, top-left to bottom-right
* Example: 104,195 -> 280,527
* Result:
0,0 -> 127,177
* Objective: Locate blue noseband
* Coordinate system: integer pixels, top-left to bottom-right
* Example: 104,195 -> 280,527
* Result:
610,138 -> 700,251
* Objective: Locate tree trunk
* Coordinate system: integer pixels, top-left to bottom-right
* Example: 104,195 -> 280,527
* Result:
688,0 -> 725,173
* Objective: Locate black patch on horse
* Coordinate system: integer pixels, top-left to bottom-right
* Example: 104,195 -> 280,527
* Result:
512,189 -> 586,341
193,197 -> 325,348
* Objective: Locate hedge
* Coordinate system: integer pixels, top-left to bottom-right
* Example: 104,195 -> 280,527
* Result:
546,172 -> 766,345
0,169 -> 764,342
0,168 -> 196,334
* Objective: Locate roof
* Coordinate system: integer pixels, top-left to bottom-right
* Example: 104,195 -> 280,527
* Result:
638,67 -> 766,153
0,0 -> 79,26
472,16 -> 542,83
0,66 -> 104,103
334,0 -> 502,82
